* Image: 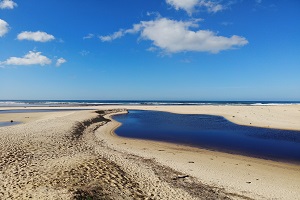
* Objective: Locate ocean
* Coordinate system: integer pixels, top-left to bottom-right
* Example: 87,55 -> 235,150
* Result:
0,100 -> 299,107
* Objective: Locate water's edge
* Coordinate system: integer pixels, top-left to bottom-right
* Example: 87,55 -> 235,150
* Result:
112,110 -> 300,164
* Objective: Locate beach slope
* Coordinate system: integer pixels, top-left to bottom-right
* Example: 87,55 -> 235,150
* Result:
0,105 -> 299,199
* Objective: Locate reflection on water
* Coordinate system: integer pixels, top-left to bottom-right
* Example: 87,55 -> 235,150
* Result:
113,110 -> 300,163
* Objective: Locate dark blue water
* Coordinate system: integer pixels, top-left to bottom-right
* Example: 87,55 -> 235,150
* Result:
113,110 -> 300,163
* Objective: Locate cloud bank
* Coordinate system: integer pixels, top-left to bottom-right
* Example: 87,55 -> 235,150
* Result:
0,19 -> 9,37
0,0 -> 17,9
17,31 -> 55,42
100,18 -> 248,53
1,51 -> 52,66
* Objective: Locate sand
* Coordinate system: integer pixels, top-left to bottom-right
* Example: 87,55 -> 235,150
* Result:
0,105 -> 300,199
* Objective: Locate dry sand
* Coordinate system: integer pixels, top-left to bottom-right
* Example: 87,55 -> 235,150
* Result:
0,105 -> 300,199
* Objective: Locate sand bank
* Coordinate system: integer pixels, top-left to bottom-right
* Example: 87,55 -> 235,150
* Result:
94,105 -> 300,199
0,105 -> 300,199
90,104 -> 300,131
3,104 -> 299,130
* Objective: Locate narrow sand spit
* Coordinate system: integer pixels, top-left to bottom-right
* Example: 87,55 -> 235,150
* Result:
1,105 -> 300,199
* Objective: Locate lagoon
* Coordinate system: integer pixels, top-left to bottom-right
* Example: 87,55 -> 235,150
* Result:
113,110 -> 300,163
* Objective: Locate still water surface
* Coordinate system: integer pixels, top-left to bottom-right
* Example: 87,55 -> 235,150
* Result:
113,110 -> 300,163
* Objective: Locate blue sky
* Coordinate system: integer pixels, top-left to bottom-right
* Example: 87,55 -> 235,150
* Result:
0,0 -> 299,100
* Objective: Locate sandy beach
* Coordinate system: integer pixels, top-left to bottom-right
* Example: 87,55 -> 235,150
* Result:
0,105 -> 300,199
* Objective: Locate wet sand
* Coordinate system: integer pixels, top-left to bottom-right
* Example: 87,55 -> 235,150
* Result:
0,105 -> 300,199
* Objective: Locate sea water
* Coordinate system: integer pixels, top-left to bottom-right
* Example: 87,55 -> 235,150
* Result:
1,100 -> 299,107
113,110 -> 300,163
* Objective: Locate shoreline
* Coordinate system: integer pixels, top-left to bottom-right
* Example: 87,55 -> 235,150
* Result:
1,105 -> 300,164
1,105 -> 300,199
1,104 -> 300,131
113,131 -> 300,166
100,111 -> 300,199
108,112 -> 300,168
111,109 -> 300,165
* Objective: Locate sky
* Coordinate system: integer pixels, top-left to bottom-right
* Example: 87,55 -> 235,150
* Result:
0,0 -> 299,101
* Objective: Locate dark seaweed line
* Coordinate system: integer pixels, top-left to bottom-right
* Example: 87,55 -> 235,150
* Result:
70,109 -> 126,140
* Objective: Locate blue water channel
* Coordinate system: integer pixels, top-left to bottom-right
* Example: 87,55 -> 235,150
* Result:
113,110 -> 300,163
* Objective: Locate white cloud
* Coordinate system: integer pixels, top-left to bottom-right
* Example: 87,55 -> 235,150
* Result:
83,33 -> 94,39
140,18 -> 248,53
166,0 -> 198,13
166,0 -> 225,14
199,0 -> 224,13
0,19 -> 9,37
56,58 -> 66,67
146,11 -> 161,18
1,51 -> 52,66
100,18 -> 248,54
0,0 -> 17,9
99,30 -> 125,42
17,31 -> 55,42
99,24 -> 142,42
